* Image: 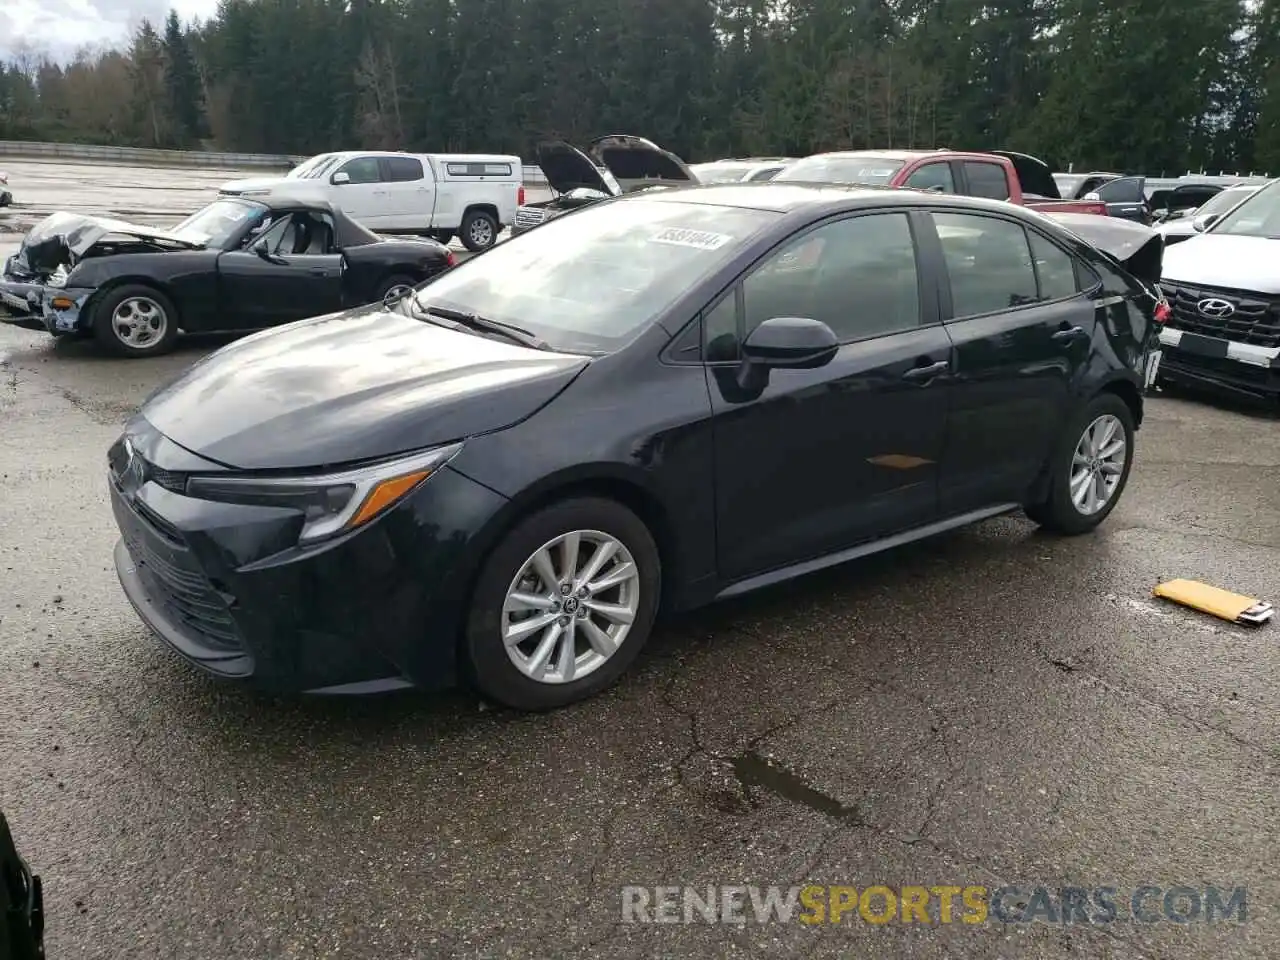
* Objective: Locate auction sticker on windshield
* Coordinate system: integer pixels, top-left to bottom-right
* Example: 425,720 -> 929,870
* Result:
650,228 -> 732,250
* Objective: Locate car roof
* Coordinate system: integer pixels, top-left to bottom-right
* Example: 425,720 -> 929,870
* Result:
794,149 -> 969,162
637,181 -> 1043,219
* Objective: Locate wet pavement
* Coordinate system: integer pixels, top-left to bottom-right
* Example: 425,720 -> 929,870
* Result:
0,160 -> 1279,959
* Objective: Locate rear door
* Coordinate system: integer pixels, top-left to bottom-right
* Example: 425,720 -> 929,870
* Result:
1093,176 -> 1148,223
379,155 -> 435,232
902,160 -> 959,194
921,209 -> 1096,514
706,210 -> 953,580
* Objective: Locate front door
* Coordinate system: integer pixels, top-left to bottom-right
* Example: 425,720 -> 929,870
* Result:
706,210 -> 952,582
327,155 -> 394,226
1093,176 -> 1148,223
216,212 -> 345,329
923,210 -> 1097,514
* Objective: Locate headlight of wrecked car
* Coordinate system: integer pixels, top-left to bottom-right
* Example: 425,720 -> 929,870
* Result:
184,442 -> 462,544
45,265 -> 69,288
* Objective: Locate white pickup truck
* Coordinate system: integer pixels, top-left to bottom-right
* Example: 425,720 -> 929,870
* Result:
220,151 -> 524,251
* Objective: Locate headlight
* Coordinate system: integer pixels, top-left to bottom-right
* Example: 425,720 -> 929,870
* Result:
46,265 -> 68,288
184,442 -> 462,544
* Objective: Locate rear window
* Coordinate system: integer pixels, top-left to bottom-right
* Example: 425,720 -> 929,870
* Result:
963,162 -> 1011,201
446,162 -> 514,176
385,157 -> 424,182
773,156 -> 906,186
411,198 -> 776,355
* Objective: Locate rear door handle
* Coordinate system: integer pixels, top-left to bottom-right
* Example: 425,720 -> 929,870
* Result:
1052,325 -> 1087,343
902,360 -> 949,382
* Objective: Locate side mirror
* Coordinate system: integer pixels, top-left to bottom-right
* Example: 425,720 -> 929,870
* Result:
252,237 -> 284,264
331,171 -> 350,185
1083,191 -> 1102,202
1192,213 -> 1219,233
741,316 -> 838,369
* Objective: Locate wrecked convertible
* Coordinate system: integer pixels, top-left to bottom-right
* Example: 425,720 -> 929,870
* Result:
0,197 -> 455,358
511,135 -> 699,236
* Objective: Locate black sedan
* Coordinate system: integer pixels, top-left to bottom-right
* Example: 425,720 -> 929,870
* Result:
0,196 -> 454,357
107,183 -> 1165,710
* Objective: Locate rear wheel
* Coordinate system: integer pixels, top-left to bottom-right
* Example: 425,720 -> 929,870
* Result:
375,273 -> 417,308
1025,392 -> 1135,535
91,284 -> 179,358
463,497 -> 661,711
460,209 -> 498,252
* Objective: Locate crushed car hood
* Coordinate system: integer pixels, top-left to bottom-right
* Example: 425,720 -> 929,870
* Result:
18,212 -> 202,272
141,305 -> 592,471
1160,234 -> 1280,294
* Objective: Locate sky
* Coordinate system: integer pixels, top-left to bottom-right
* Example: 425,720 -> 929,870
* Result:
1,0 -> 219,64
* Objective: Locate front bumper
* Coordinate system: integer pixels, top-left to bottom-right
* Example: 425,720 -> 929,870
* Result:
1157,327 -> 1280,400
0,266 -> 93,334
110,454 -> 510,694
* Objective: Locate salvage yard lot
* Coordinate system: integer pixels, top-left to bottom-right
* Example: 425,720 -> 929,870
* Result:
0,162 -> 1278,959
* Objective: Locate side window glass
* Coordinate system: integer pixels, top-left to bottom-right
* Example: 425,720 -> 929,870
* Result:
336,156 -> 383,184
904,162 -> 955,194
1027,231 -> 1081,300
386,157 -> 424,182
742,213 -> 921,343
962,162 -> 1011,201
247,215 -> 291,253
934,212 -> 1038,316
702,291 -> 740,362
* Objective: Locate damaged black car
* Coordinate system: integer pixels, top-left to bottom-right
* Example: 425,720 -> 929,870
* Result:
0,196 -> 455,358
511,135 -> 699,235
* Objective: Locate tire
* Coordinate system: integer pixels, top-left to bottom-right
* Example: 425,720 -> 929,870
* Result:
463,497 -> 661,711
374,273 -> 418,308
91,284 -> 179,358
459,209 -> 498,252
1024,392 -> 1136,535
432,230 -> 455,245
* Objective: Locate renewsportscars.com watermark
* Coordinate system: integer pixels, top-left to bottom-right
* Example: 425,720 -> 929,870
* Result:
621,885 -> 1249,926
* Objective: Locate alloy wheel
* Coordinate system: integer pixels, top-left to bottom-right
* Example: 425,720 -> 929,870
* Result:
1069,414 -> 1127,515
381,284 -> 413,307
501,530 -> 640,684
112,296 -> 168,348
469,218 -> 494,248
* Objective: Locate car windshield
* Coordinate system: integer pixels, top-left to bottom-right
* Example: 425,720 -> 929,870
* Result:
1210,180 -> 1280,238
1053,174 -> 1087,197
170,198 -> 267,247
773,155 -> 906,186
411,198 -> 776,354
286,154 -> 334,179
1195,187 -> 1257,218
692,163 -> 753,183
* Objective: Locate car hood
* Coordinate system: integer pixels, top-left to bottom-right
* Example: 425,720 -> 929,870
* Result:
141,305 -> 592,471
535,141 -> 621,197
1160,234 -> 1280,294
219,175 -> 291,195
15,212 -> 203,274
589,135 -> 699,192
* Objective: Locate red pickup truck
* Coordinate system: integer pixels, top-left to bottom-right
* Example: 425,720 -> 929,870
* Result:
774,149 -> 1109,216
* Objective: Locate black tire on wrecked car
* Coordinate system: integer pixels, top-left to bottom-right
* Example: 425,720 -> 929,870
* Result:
462,497 -> 661,711
375,273 -> 418,308
91,284 -> 180,358
460,209 -> 498,252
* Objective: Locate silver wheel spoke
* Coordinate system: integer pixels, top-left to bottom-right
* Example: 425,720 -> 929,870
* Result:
557,622 -> 577,683
1098,439 -> 1125,460
527,623 -> 562,680
584,600 -> 634,625
506,591 -> 555,612
574,540 -> 618,589
530,548 -> 558,589
1100,461 -> 1123,476
587,561 -> 636,595
580,618 -> 617,658
505,611 -> 558,646
559,532 -> 581,583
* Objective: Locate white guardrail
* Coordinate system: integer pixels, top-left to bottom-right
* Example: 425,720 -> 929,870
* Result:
0,139 -> 549,183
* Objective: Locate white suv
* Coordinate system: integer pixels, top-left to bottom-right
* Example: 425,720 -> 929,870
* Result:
221,151 -> 525,251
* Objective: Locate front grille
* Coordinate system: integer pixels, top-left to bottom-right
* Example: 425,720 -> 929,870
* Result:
113,489 -> 244,655
1160,282 -> 1280,348
514,207 -> 547,230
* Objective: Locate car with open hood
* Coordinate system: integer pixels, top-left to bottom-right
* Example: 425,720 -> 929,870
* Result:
510,135 -> 698,235
1154,177 -> 1280,401
689,158 -> 796,184
107,183 -> 1163,712
1154,183 -> 1260,244
0,196 -> 454,357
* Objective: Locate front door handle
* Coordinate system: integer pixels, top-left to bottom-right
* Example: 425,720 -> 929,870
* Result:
902,359 -> 949,382
1052,325 -> 1087,343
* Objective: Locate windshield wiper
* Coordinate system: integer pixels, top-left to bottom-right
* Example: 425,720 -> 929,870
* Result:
419,303 -> 550,350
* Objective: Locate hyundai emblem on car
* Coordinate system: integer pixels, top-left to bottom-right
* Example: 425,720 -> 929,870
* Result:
1196,297 -> 1235,318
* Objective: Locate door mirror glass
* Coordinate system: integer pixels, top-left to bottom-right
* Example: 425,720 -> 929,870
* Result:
331,171 -> 350,185
1192,213 -> 1219,232
1083,191 -> 1102,201
740,316 -> 838,368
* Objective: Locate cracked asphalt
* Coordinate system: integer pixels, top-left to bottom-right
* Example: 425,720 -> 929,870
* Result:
0,161 -> 1278,958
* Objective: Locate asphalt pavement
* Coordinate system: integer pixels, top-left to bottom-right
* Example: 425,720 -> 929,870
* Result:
0,157 -> 1278,959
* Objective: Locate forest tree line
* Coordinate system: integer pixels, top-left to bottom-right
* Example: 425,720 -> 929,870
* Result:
1,0 -> 1279,174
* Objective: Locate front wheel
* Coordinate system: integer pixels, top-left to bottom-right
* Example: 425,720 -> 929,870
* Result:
1025,392 -> 1135,535
463,498 -> 661,711
459,209 -> 498,252
91,284 -> 179,358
